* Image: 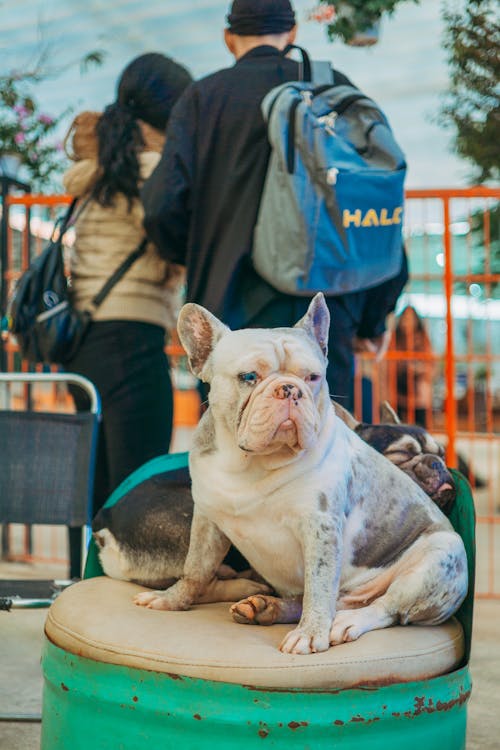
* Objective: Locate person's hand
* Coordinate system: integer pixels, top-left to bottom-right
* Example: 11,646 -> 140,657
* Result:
352,330 -> 392,362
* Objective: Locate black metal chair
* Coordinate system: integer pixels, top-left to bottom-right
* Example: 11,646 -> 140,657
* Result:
0,372 -> 100,610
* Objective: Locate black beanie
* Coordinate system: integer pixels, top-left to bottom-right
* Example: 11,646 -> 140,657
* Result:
226,0 -> 296,36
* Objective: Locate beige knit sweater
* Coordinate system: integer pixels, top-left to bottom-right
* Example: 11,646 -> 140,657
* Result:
63,150 -> 184,331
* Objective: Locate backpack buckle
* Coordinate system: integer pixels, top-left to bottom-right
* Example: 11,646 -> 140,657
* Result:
301,90 -> 313,106
318,112 -> 338,135
326,167 -> 339,185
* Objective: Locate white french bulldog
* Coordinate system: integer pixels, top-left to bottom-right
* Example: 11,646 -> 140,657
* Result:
135,294 -> 468,655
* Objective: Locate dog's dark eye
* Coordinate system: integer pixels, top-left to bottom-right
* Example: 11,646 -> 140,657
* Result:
238,371 -> 259,385
306,373 -> 321,383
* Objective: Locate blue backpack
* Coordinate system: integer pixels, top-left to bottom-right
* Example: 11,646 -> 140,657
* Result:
253,77 -> 407,296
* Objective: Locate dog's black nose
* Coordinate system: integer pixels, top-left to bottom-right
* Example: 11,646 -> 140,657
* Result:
274,383 -> 302,400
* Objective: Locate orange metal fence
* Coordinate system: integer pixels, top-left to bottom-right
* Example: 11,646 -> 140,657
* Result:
1,188 -> 499,595
353,186 -> 500,599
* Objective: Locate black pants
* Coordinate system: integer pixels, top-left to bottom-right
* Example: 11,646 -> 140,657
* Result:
67,320 -> 173,577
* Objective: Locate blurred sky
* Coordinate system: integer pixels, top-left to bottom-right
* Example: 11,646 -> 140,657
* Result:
1,0 -> 473,189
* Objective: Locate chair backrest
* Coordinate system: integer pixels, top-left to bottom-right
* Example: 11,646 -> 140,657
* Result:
0,373 -> 100,528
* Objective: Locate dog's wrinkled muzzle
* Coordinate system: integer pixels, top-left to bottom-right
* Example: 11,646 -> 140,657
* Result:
410,455 -> 457,515
237,376 -> 319,454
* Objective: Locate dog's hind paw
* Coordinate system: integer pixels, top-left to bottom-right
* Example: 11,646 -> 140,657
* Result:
329,606 -> 394,645
230,593 -> 303,625
329,612 -> 365,644
279,627 -> 330,655
230,594 -> 281,625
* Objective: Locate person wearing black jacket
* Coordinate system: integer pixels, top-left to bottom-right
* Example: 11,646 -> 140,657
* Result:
142,0 -> 408,412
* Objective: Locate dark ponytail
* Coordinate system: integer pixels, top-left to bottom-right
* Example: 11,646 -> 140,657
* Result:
93,52 -> 193,209
93,103 -> 144,208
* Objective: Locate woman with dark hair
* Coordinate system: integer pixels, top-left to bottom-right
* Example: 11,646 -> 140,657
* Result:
63,53 -> 193,577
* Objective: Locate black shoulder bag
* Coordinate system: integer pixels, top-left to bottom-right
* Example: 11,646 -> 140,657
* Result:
7,198 -> 147,365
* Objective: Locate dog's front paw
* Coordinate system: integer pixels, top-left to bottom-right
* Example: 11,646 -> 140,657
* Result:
230,594 -> 281,625
279,627 -> 330,655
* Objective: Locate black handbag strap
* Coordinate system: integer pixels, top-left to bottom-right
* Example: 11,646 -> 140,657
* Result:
57,194 -> 96,238
52,193 -> 148,310
90,238 -> 148,309
67,193 -> 94,229
56,195 -> 148,313
51,198 -> 78,241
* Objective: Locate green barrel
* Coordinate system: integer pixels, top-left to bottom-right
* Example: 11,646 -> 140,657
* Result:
41,638 -> 470,750
42,455 -> 475,750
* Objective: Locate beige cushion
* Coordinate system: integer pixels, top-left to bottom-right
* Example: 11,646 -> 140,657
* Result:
45,577 -> 464,690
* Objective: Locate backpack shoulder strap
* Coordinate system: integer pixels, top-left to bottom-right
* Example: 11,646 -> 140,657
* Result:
53,193 -> 93,244
282,44 -> 334,85
282,43 -> 312,82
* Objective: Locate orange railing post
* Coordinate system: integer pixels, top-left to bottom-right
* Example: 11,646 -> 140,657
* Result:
442,195 -> 457,467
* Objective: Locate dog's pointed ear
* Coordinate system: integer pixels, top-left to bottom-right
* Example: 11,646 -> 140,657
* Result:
295,293 -> 330,357
177,303 -> 229,380
332,401 -> 360,429
380,401 -> 401,424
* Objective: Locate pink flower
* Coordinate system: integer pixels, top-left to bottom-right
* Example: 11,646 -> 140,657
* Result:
13,104 -> 29,118
14,132 -> 25,144
38,113 -> 54,125
308,3 -> 336,23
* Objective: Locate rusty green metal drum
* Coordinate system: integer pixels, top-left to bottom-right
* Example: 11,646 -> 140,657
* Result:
41,454 -> 475,750
41,640 -> 470,749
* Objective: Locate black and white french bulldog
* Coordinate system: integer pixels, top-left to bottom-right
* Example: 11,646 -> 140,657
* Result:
133,294 -> 467,655
333,401 -> 457,515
